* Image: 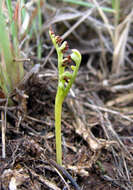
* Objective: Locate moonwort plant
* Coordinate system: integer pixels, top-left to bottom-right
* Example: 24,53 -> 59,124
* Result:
49,28 -> 81,165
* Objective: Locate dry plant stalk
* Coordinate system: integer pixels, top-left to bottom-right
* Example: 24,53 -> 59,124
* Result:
92,0 -> 133,74
112,10 -> 133,73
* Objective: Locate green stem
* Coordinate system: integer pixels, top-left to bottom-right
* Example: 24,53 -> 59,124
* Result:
112,0 -> 120,27
55,90 -> 64,165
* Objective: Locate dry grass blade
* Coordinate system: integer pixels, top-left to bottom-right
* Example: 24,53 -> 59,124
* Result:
67,99 -> 116,161
21,0 -> 45,40
92,0 -> 133,75
83,102 -> 133,122
92,0 -> 114,43
103,113 -> 132,160
43,11 -> 83,32
106,92 -> 133,107
1,0 -> 133,189
112,10 -> 133,73
1,111 -> 6,158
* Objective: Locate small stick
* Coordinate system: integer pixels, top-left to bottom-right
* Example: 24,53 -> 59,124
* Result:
1,111 -> 6,158
49,159 -> 81,190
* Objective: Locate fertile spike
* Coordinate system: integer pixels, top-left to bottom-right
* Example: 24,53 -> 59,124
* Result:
61,42 -> 69,53
49,27 -> 55,36
55,36 -> 62,45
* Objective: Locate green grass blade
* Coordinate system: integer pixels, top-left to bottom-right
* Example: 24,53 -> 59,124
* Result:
6,0 -> 13,21
0,9 -> 24,98
0,13 -> 13,94
63,0 -> 115,13
37,0 -> 42,59
6,0 -> 19,55
21,0 -> 26,18
111,0 -> 120,26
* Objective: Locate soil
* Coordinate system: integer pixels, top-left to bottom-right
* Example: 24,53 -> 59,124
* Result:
0,1 -> 133,190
